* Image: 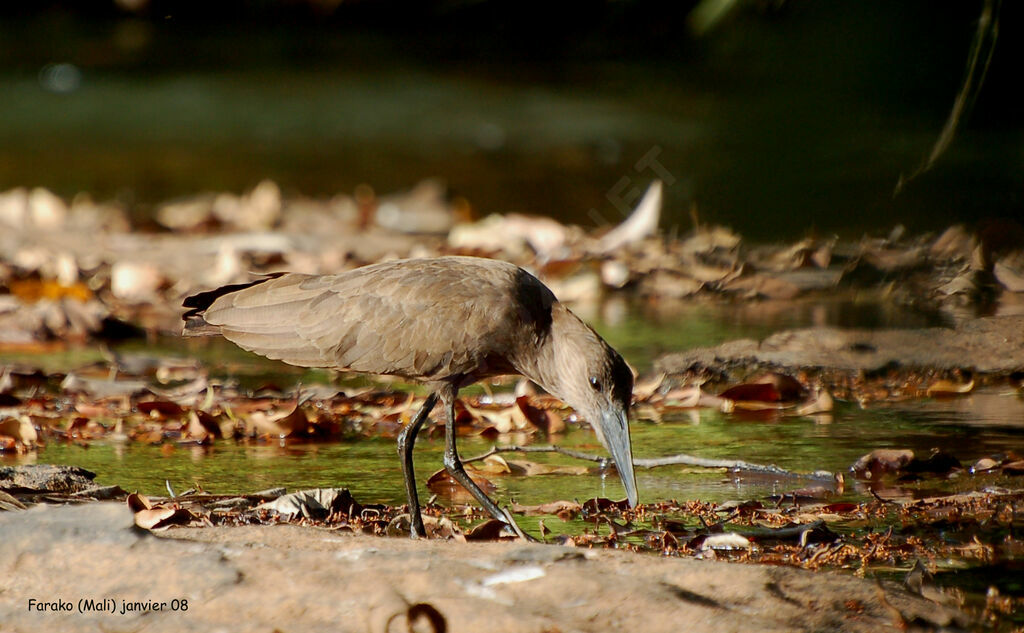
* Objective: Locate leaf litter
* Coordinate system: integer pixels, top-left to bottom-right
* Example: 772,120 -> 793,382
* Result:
3,182 -> 1024,628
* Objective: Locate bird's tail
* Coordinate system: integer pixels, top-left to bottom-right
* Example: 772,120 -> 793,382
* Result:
181,273 -> 285,337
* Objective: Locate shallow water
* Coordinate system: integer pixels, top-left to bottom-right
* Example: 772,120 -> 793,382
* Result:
4,294 -> 1019,509
16,392 -> 1024,509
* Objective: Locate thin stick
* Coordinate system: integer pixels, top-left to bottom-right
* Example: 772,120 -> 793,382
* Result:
500,507 -> 536,542
463,444 -> 837,482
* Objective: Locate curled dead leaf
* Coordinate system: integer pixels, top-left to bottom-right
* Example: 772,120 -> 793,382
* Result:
505,459 -> 589,477
187,410 -> 223,441
126,491 -> 153,512
794,389 -> 834,416
926,378 -> 974,397
509,499 -> 582,518
971,457 -> 999,473
515,396 -> 565,434
137,400 -> 184,418
662,385 -> 703,408
632,373 -> 665,401
700,533 -> 751,551
473,454 -> 512,475
464,519 -> 512,541
426,468 -> 495,501
851,449 -> 915,479
132,506 -> 196,531
245,403 -> 309,437
0,416 -> 38,447
719,372 -> 804,403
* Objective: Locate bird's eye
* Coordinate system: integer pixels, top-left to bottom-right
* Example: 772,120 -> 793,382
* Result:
589,376 -> 602,391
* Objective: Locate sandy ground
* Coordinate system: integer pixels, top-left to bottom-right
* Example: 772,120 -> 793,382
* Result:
1,502 -> 964,633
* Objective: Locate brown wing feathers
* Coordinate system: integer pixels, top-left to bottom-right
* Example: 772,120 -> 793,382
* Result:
181,273 -> 286,336
180,257 -> 551,382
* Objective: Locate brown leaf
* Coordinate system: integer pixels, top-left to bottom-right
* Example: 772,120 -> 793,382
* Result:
138,400 -> 184,418
1001,460 -> 1024,475
245,403 -> 309,437
186,410 -> 223,441
581,497 -> 631,514
464,519 -> 511,541
0,416 -> 38,447
7,278 -> 92,303
925,378 -> 974,397
994,250 -> 1024,292
640,270 -> 703,299
971,457 -> 999,472
515,396 -> 565,434
723,273 -> 800,300
426,468 -> 495,500
126,492 -> 153,513
462,403 -> 516,434
509,500 -> 582,517
719,372 -> 804,403
661,385 -> 703,408
632,373 -> 665,401
472,454 -> 512,475
67,416 -> 106,439
133,506 -> 195,531
822,502 -> 859,513
794,389 -> 834,416
505,460 -> 589,476
851,449 -> 915,479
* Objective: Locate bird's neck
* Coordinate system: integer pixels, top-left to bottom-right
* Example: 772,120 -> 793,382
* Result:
511,303 -> 580,402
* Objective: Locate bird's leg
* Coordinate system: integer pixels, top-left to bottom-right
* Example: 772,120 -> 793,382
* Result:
440,387 -> 534,540
397,391 -> 438,538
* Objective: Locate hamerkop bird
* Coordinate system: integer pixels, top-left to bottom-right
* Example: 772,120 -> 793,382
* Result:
182,256 -> 637,538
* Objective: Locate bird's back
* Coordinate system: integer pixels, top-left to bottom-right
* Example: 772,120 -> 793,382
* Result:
183,257 -> 556,382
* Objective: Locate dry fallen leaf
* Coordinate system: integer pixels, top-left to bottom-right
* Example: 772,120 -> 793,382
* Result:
719,372 -> 805,403
0,416 -> 38,447
794,389 -> 834,416
471,454 -> 513,475
851,449 -> 915,479
509,500 -> 582,518
132,507 -> 193,531
426,468 -> 496,500
632,373 -> 665,401
245,403 -> 309,437
700,533 -> 751,551
464,518 -> 512,541
926,378 -> 974,397
515,396 -> 565,435
505,459 -> 589,477
186,410 -> 223,441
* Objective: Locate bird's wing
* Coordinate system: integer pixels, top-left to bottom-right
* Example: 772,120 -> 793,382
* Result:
198,260 -> 529,380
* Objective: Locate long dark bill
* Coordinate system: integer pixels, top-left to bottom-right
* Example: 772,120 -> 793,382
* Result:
601,406 -> 638,508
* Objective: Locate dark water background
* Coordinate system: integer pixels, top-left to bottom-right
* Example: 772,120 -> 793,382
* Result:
2,0 -> 1022,240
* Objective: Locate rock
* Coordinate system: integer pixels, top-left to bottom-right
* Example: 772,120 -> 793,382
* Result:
0,465 -> 97,493
0,504 -> 966,632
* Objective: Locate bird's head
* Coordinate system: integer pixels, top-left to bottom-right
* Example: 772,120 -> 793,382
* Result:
543,308 -> 638,508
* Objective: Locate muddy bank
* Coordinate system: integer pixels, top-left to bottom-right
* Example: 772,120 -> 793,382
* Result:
0,502 -> 963,633
655,315 -> 1024,395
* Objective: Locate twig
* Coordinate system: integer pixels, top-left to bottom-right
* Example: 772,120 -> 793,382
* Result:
869,488 -> 899,505
463,444 -> 837,482
733,519 -> 826,542
501,507 -> 537,542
